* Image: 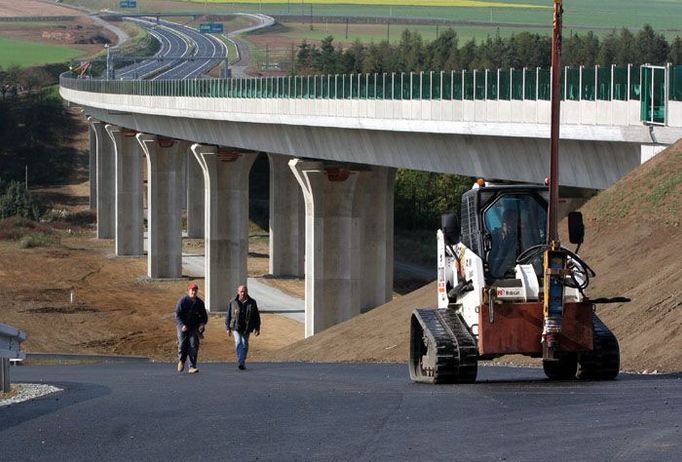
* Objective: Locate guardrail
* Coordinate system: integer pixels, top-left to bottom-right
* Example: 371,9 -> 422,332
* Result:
0,323 -> 27,393
59,63 -> 682,103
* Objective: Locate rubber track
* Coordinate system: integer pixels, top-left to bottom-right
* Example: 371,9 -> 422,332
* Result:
577,314 -> 620,380
413,309 -> 478,384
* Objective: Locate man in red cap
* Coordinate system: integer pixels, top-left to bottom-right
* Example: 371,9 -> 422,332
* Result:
175,282 -> 208,374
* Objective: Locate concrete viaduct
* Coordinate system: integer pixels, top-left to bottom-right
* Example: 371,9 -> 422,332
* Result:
60,67 -> 682,337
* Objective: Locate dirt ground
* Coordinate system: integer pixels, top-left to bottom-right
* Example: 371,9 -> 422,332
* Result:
0,228 -> 306,363
0,0 -> 115,55
0,0 -> 76,18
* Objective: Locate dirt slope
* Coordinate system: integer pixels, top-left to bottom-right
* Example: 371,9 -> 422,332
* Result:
273,142 -> 682,373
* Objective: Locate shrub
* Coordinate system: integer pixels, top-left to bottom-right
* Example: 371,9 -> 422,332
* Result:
0,180 -> 42,220
19,232 -> 58,248
0,216 -> 53,241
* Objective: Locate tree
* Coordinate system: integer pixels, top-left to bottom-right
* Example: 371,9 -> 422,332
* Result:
563,31 -> 600,67
635,24 -> 669,65
509,32 -> 551,68
426,28 -> 459,70
397,29 -> 425,72
597,30 -> 618,66
612,28 -> 638,65
314,36 -> 340,74
0,180 -> 41,220
295,40 -> 317,73
668,36 -> 682,65
341,40 -> 367,74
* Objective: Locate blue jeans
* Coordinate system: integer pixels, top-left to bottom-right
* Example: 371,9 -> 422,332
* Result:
232,331 -> 250,366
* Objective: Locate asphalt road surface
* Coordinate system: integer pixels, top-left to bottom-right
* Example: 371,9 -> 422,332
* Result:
2,363 -> 680,461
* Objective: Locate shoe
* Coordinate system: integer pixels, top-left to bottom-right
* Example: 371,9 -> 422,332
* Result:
177,361 -> 185,372
188,367 -> 199,374
238,364 -> 245,370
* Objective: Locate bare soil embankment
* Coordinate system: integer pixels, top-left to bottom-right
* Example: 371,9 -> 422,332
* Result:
273,141 -> 682,373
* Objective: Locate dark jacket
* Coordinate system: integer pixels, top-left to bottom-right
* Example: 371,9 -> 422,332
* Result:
175,295 -> 208,330
225,296 -> 260,334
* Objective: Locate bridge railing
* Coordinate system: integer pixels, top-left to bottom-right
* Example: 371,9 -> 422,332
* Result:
0,323 -> 26,393
61,64 -> 682,104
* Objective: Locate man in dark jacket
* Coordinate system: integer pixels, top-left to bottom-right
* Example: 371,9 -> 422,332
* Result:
225,284 -> 260,370
175,282 -> 208,374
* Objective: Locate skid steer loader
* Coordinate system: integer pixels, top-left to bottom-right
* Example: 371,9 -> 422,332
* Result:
408,0 -> 619,383
408,185 -> 620,383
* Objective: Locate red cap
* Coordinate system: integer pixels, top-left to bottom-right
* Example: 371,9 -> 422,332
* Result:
188,283 -> 199,291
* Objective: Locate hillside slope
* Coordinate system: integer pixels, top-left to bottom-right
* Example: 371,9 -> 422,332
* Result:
274,141 -> 682,372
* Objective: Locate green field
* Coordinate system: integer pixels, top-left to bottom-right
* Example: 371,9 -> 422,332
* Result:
0,37 -> 84,68
65,0 -> 682,35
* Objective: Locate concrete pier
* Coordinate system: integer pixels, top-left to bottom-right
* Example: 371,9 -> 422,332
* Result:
268,153 -> 305,277
289,160 -> 395,337
192,144 -> 257,312
137,134 -> 188,278
87,117 -> 97,210
106,125 -> 144,256
353,166 -> 396,312
186,150 -> 204,238
91,120 -> 115,239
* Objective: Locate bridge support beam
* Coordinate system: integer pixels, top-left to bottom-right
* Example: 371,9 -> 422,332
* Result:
268,153 -> 305,277
105,125 -> 144,256
289,159 -> 395,337
87,117 -> 97,210
91,120 -> 115,239
137,134 -> 189,279
192,144 -> 257,312
186,151 -> 204,238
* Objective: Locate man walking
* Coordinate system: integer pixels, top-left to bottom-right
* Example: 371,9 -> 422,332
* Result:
225,284 -> 261,370
175,282 -> 208,374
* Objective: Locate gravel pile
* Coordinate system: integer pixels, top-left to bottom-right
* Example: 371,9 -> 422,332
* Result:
0,383 -> 62,407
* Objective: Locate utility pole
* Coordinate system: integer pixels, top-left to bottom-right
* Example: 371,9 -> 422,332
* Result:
105,44 -> 111,79
310,4 -> 313,31
345,17 -> 349,40
386,21 -> 390,43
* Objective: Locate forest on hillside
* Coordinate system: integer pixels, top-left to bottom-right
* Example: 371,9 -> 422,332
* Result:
294,25 -> 681,74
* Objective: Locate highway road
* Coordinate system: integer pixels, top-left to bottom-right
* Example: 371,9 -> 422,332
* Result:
2,363 -> 680,461
115,18 -> 191,80
151,19 -> 227,80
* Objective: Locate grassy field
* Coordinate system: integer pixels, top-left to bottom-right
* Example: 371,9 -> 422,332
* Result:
197,0 -> 546,7
65,0 -> 682,38
0,37 -> 83,68
255,20 -> 551,45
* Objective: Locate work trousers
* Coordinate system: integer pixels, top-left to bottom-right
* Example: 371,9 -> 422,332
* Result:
177,326 -> 200,368
232,331 -> 251,367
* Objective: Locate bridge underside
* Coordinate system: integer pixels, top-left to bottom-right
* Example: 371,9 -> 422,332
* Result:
84,107 -> 640,190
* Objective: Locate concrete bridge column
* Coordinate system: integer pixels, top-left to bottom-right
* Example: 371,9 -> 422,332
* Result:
91,120 -> 115,239
87,117 -> 97,210
290,159 -> 365,337
137,134 -> 189,279
353,166 -> 396,311
268,153 -> 305,277
186,151 -> 204,238
105,125 -> 144,256
192,144 -> 257,312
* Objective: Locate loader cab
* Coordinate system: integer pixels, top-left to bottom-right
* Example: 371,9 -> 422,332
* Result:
460,185 -> 548,280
